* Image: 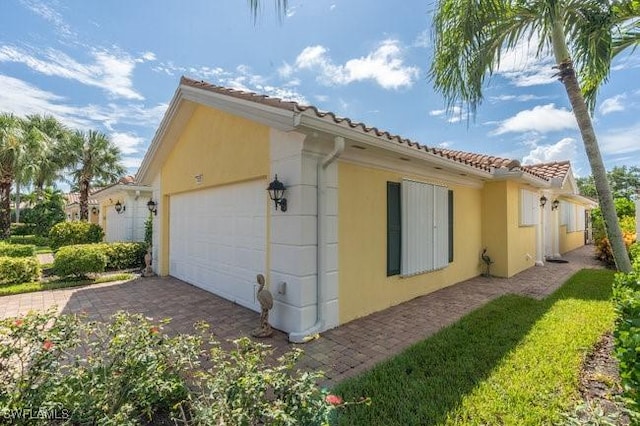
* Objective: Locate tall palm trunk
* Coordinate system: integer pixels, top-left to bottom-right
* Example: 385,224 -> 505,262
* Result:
79,178 -> 89,221
15,180 -> 21,223
0,177 -> 12,239
551,19 -> 632,273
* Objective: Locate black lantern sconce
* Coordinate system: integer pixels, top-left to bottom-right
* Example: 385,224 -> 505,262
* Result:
551,199 -> 560,211
114,201 -> 126,214
91,207 -> 98,215
267,175 -> 287,212
74,212 -> 79,219
147,199 -> 157,216
539,195 -> 547,208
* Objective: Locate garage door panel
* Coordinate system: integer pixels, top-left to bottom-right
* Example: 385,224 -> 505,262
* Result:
169,180 -> 266,312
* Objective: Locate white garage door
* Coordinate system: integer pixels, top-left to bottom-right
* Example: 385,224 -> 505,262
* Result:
106,207 -> 128,242
169,180 -> 267,312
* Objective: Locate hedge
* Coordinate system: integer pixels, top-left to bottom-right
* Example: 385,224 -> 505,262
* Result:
52,242 -> 147,277
49,221 -> 104,250
53,245 -> 107,278
613,262 -> 640,414
0,242 -> 36,258
0,256 -> 40,285
8,235 -> 50,247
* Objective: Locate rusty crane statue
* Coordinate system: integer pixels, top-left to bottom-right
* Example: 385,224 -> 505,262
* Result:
252,274 -> 273,337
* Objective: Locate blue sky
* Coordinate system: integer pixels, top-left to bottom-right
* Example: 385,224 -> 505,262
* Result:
1,0 -> 639,180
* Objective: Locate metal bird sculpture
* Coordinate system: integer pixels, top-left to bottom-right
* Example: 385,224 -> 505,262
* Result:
481,248 -> 494,277
252,274 -> 273,337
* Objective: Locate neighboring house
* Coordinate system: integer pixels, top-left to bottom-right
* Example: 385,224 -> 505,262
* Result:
136,76 -> 596,342
91,176 -> 152,242
64,192 -> 100,224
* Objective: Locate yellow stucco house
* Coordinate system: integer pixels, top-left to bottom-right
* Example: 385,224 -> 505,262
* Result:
137,77 -> 595,342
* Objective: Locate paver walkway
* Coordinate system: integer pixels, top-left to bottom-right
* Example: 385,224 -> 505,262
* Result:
1,245 -> 605,386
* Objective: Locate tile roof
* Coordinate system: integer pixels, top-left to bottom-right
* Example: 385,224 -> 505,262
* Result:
180,76 -> 570,182
522,161 -> 571,181
64,192 -> 99,206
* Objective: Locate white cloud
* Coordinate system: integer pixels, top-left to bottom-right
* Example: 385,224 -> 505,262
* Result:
314,95 -> 329,102
0,74 -> 166,132
599,94 -> 626,115
0,45 -> 143,100
429,106 -> 468,123
121,156 -> 143,169
489,94 -> 550,102
136,51 -> 157,63
600,122 -> 640,155
438,141 -> 452,148
254,85 -> 308,104
495,37 -> 556,87
293,39 -> 420,89
493,104 -> 577,135
110,132 -> 144,155
278,62 -> 294,78
329,4 -> 336,11
522,137 -> 578,165
20,0 -> 74,38
413,29 -> 430,48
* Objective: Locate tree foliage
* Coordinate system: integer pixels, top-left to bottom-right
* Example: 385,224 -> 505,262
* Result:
429,0 -> 639,272
578,165 -> 640,199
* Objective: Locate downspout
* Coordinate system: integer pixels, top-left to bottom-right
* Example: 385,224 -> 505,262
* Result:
289,136 -> 345,343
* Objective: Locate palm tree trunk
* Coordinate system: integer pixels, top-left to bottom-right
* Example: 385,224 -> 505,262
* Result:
0,178 -> 12,239
79,179 -> 89,221
15,180 -> 21,223
550,16 -> 632,272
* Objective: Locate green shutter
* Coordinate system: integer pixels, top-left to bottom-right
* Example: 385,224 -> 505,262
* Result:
448,189 -> 454,263
387,182 -> 401,276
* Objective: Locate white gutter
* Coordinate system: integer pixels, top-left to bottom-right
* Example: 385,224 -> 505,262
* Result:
289,136 -> 345,343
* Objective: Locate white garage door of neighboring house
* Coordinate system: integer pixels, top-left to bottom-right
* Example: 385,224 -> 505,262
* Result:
106,207 -> 128,242
169,180 -> 267,312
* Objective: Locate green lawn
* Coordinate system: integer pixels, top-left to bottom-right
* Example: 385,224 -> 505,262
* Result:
0,273 -> 135,297
333,269 -> 615,426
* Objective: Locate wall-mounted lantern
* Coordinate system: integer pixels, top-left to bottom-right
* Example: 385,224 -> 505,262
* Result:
267,175 -> 287,212
114,201 -> 126,214
91,207 -> 98,215
539,195 -> 547,208
551,199 -> 560,211
147,199 -> 158,216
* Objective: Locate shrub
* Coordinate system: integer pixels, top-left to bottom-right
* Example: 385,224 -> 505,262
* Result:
0,311 -> 343,425
49,221 -> 104,250
613,266 -> 640,415
53,245 -> 106,278
595,216 -> 636,266
9,222 -> 35,236
8,235 -> 49,247
145,214 -> 153,246
0,256 -> 40,285
0,242 -> 36,258
97,242 -> 147,270
629,243 -> 640,265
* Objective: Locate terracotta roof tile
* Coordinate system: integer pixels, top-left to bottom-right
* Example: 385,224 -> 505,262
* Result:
522,161 -> 571,181
179,76 -> 566,182
64,192 -> 99,206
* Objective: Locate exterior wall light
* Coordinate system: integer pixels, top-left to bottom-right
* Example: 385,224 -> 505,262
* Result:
114,201 -> 126,214
267,175 -> 287,212
551,199 -> 560,211
91,207 -> 98,215
147,199 -> 158,216
539,195 -> 547,208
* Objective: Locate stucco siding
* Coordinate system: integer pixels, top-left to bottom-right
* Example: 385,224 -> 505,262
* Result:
560,227 -> 584,254
338,161 -> 483,325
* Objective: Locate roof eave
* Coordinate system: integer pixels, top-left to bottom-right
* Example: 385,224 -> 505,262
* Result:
298,113 -> 493,179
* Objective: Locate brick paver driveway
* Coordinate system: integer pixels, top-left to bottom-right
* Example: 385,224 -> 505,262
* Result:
1,245 -> 604,386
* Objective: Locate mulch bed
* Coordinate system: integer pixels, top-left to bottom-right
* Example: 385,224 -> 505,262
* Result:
575,331 -> 630,424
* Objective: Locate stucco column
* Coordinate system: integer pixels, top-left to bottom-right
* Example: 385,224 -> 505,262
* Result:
552,204 -> 561,258
536,198 -> 545,266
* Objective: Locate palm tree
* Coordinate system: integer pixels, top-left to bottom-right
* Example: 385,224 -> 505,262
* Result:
14,115 -> 68,222
62,130 -> 125,221
247,0 -> 288,22
430,0 -> 639,273
0,113 -> 24,238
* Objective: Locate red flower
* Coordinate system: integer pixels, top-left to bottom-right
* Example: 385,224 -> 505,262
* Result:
42,340 -> 54,351
13,319 -> 24,327
325,394 -> 343,406
150,326 -> 160,334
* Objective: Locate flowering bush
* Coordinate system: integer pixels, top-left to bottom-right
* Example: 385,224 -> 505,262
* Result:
0,310 -> 355,425
594,216 -> 636,266
186,333 -> 337,426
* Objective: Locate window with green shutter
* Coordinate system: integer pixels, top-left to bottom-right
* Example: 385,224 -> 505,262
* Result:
387,182 -> 401,276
